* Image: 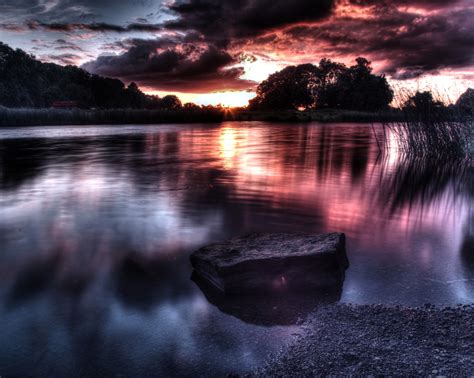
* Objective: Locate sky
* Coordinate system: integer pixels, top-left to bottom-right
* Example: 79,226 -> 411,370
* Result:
0,0 -> 473,106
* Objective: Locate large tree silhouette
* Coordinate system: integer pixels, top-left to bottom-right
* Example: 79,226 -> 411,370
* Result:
249,57 -> 393,112
249,64 -> 319,110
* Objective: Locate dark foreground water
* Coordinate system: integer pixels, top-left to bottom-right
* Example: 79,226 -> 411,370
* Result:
0,123 -> 472,376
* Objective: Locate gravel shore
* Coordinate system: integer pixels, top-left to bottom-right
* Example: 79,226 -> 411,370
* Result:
253,304 -> 474,376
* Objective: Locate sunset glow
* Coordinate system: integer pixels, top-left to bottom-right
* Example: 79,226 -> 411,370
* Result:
0,0 -> 471,106
195,91 -> 255,107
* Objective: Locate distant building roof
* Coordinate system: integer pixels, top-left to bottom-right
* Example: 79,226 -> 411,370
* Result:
51,101 -> 78,109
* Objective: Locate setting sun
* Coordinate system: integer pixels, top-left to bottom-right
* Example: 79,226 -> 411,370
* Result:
195,91 -> 255,107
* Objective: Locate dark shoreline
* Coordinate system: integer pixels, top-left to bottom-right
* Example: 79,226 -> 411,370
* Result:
0,107 -> 404,127
251,303 -> 474,376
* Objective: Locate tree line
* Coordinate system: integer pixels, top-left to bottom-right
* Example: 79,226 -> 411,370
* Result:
0,42 -> 472,115
249,57 -> 473,115
0,42 -> 183,110
249,58 -> 394,112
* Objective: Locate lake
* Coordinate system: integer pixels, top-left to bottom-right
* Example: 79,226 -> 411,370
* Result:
0,122 -> 472,376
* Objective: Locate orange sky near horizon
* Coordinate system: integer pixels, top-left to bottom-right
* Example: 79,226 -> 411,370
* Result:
0,0 -> 472,107
148,69 -> 472,108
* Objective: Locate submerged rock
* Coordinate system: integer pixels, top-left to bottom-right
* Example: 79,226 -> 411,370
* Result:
190,233 -> 348,295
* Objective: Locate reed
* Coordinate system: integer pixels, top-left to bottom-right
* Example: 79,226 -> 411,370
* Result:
382,90 -> 473,159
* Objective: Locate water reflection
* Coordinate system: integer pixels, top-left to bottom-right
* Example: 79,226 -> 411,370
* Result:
460,169 -> 474,276
192,272 -> 342,326
0,122 -> 472,376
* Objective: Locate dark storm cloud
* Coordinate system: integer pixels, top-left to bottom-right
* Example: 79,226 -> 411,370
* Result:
0,20 -> 162,33
43,52 -> 82,65
0,0 -> 57,15
370,9 -> 474,78
0,23 -> 26,32
1,0 -> 472,91
0,0 -> 163,23
0,0 -> 164,33
166,0 -> 334,45
280,1 -> 474,79
348,0 -> 462,9
82,39 -> 256,92
81,0 -> 336,91
26,37 -> 84,52
53,38 -> 84,51
0,0 -> 95,23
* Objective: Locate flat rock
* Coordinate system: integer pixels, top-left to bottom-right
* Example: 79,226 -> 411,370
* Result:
190,233 -> 348,295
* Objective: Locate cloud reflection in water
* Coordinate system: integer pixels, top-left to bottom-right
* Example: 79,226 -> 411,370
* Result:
0,122 -> 472,376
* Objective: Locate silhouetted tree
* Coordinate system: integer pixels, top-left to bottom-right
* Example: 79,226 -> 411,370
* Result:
183,102 -> 202,110
125,82 -> 147,108
402,91 -> 444,113
159,95 -> 182,110
249,64 -> 319,110
313,58 -> 346,108
249,57 -> 393,112
456,88 -> 474,115
0,42 -> 194,110
326,58 -> 393,111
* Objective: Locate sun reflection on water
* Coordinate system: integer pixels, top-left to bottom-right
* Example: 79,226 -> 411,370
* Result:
0,122 -> 472,377
219,127 -> 238,167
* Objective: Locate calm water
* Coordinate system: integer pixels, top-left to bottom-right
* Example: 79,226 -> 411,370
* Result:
0,122 -> 472,376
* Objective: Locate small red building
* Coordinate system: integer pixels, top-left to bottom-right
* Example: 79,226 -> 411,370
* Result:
51,101 -> 78,109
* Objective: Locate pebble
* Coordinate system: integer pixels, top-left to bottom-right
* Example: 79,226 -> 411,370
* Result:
250,304 -> 474,376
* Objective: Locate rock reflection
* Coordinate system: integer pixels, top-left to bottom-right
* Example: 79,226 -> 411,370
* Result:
0,123 -> 472,376
7,253 -> 62,305
114,253 -> 193,311
2,247 -> 296,376
192,272 -> 342,326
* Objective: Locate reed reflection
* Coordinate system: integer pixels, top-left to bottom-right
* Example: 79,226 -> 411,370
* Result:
0,123 -> 472,376
460,169 -> 474,277
0,124 -> 470,269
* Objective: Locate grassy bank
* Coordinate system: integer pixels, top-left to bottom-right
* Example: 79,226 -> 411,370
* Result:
0,107 -> 226,126
0,107 -> 404,127
235,109 -> 404,123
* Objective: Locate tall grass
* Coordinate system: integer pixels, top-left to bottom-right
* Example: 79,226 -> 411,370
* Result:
384,115 -> 472,159
382,89 -> 473,159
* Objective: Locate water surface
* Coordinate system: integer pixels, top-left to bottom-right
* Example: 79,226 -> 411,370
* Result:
0,122 -> 472,376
